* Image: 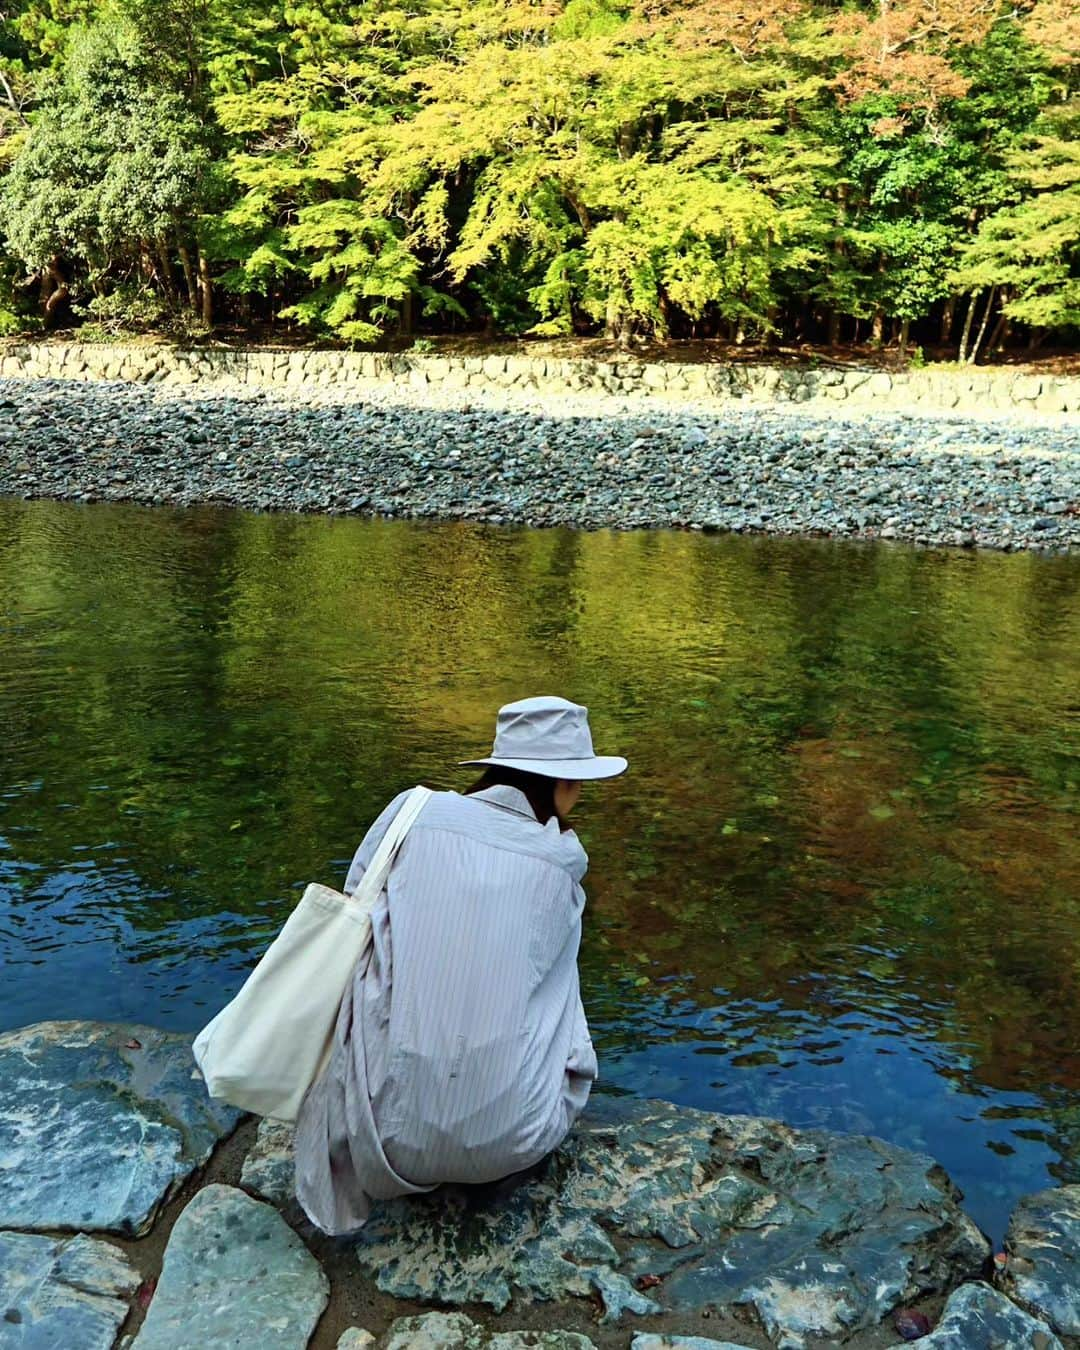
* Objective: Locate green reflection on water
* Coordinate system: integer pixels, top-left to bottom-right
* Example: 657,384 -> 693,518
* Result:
1,498 -> 1078,1233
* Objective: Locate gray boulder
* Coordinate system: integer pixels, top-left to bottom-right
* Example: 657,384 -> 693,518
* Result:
911,1281 -> 1062,1348
132,1184 -> 328,1349
1002,1185 -> 1080,1336
241,1115 -> 295,1204
246,1096 -> 988,1344
631,1337 -> 755,1349
0,1231 -> 139,1350
0,1020 -> 240,1235
381,1312 -> 597,1348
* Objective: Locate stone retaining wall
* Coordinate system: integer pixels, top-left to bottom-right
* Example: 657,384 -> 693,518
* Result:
2,340 -> 1079,416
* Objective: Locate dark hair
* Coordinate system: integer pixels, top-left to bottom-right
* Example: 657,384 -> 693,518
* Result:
464,766 -> 573,832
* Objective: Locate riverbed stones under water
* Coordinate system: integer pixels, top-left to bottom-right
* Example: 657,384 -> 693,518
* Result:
0,1020 -> 240,1235
0,377 -> 1076,551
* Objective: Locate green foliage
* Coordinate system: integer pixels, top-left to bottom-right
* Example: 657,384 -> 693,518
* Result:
0,12 -> 215,324
0,0 -> 1075,348
76,284 -> 168,329
956,98 -> 1080,332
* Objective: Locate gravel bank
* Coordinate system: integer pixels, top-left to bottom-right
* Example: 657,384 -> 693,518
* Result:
1,376 -> 1078,550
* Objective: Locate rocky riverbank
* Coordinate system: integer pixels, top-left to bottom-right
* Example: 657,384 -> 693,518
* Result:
2,1020 -> 1079,1349
0,374 -> 1078,551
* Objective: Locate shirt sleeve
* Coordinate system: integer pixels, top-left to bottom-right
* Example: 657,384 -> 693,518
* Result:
567,881 -> 598,1083
568,992 -> 598,1083
343,789 -> 411,895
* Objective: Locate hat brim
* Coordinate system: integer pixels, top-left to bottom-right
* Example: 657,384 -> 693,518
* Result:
458,755 -> 628,781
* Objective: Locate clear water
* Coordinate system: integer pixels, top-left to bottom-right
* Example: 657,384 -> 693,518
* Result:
2,499 -> 1078,1241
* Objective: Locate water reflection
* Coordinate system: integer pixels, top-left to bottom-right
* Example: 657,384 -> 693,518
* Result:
1,499 -> 1078,1238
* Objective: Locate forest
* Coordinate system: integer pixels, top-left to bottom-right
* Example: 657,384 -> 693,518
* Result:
0,0 -> 1076,359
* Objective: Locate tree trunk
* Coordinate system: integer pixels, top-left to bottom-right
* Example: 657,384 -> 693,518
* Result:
871,253 -> 887,347
968,285 -> 997,365
177,241 -> 198,312
940,294 -> 956,345
658,290 -> 673,341
139,240 -> 157,287
605,290 -> 629,345
40,256 -> 69,328
898,317 -> 910,359
198,250 -> 213,327
157,242 -> 179,307
400,291 -> 414,336
829,184 -> 848,350
987,309 -> 1010,358
957,291 -> 979,364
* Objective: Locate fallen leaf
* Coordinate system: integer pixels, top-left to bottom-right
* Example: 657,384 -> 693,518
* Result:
124,1038 -> 142,1050
636,1273 -> 663,1290
136,1277 -> 157,1310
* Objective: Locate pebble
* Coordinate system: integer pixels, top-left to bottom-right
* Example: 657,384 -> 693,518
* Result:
0,377 -> 1076,551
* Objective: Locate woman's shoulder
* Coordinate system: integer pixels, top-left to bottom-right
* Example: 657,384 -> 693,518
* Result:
415,789 -> 588,882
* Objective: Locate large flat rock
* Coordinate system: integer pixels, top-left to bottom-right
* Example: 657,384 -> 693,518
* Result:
631,1337 -> 755,1349
0,1021 -> 240,1235
132,1183 -> 328,1348
0,1230 -> 139,1350
1002,1185 -> 1080,1337
241,1114 -> 294,1204
381,1312 -> 597,1348
915,1281 -> 1062,1348
245,1097 -> 989,1345
631,1333 -> 750,1344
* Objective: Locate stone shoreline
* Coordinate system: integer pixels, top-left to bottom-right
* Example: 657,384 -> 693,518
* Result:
2,1020 -> 1079,1350
4,340 -> 1080,416
0,361 -> 1078,551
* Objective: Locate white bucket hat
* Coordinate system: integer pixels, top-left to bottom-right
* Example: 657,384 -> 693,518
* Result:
460,696 -> 627,781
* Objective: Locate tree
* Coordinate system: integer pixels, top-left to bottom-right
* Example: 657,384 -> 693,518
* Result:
0,17 -> 215,324
951,11 -> 1080,350
955,98 -> 1080,344
0,0 -> 1076,353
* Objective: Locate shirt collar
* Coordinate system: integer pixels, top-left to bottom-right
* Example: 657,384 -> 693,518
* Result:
470,784 -> 540,821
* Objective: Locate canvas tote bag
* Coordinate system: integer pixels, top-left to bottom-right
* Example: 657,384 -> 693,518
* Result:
193,785 -> 432,1121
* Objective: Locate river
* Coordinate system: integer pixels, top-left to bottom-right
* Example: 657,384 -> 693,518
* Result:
1,498 -> 1077,1241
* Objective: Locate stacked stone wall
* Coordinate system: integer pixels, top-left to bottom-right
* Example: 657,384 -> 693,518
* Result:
2,340 -> 1078,415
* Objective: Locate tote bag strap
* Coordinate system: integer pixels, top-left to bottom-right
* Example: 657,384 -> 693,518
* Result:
349,785 -> 432,906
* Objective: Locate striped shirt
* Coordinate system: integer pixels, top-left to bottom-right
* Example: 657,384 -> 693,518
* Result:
294,784 -> 598,1234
